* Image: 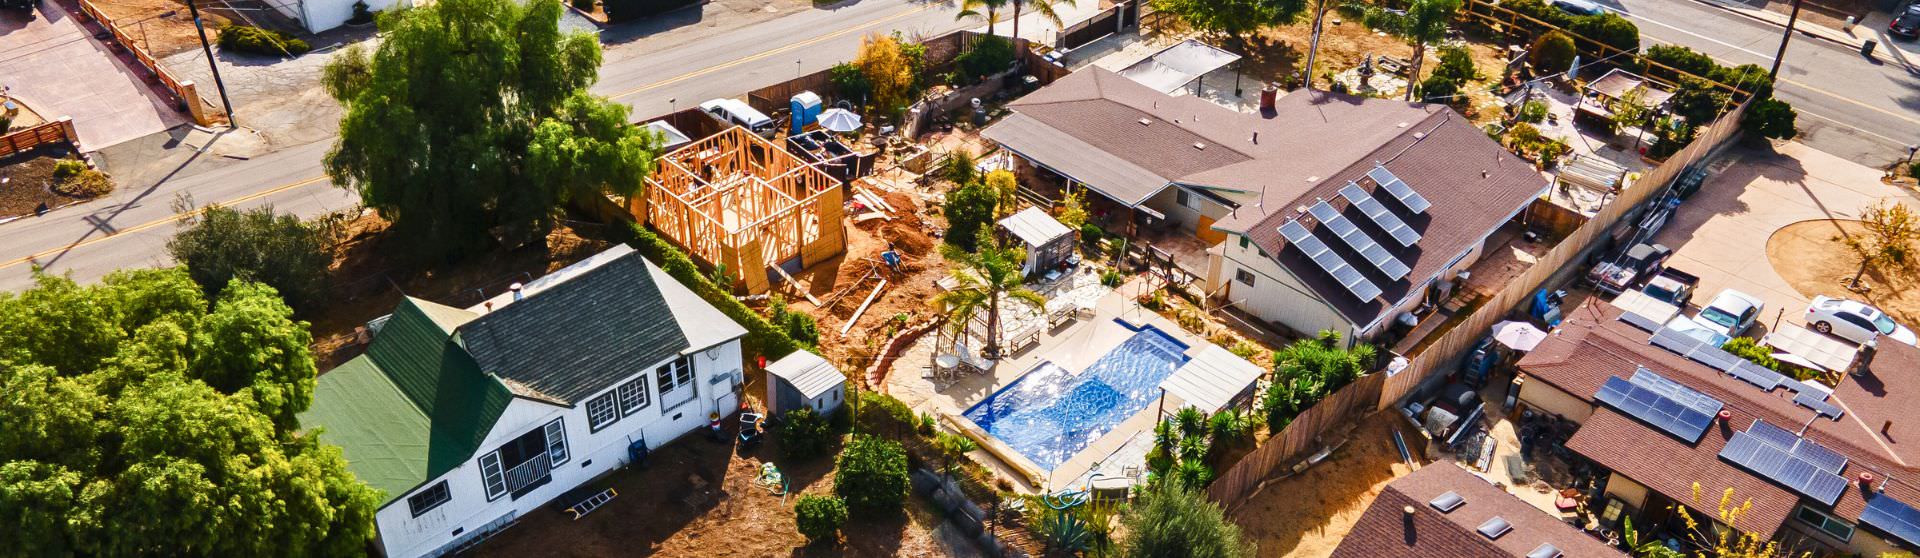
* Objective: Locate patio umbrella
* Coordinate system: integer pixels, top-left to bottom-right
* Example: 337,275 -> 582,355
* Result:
817,108 -> 862,132
1492,320 -> 1550,352
1566,55 -> 1581,81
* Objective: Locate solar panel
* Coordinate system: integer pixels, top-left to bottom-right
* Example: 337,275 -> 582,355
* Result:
1686,344 -> 1746,372
1631,368 -> 1723,415
1309,201 -> 1411,280
1618,311 -> 1663,332
1338,182 -> 1421,246
1280,220 -> 1383,301
1745,420 -> 1849,475
1728,362 -> 1785,391
1367,166 -> 1432,214
1860,496 -> 1920,548
1794,390 -> 1845,420
1594,374 -> 1720,442
1650,326 -> 1706,356
1719,431 -> 1850,505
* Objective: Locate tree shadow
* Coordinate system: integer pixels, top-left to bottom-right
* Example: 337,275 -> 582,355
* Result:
596,1 -> 711,46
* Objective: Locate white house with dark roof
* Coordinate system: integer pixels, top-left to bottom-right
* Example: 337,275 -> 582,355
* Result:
299,245 -> 747,558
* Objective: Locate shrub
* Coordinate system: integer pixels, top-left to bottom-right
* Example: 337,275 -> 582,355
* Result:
1670,78 -> 1731,125
829,62 -> 873,105
167,205 -> 330,315
1531,31 -> 1577,75
955,34 -> 1016,83
1121,481 -> 1254,558
855,390 -> 918,437
767,296 -> 821,348
1710,63 -> 1771,99
1569,12 -> 1639,56
834,435 -> 910,514
778,407 -> 837,460
1517,100 -> 1549,124
53,159 -> 87,181
602,0 -> 698,21
1418,75 -> 1460,104
218,25 -> 311,56
1741,97 -> 1796,140
1431,45 -> 1478,84
1080,222 -> 1104,245
1645,44 -> 1717,80
942,181 -> 998,251
52,168 -> 114,198
794,495 -> 848,544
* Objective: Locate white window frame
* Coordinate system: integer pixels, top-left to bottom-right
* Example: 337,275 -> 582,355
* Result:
617,375 -> 650,416
586,391 -> 620,432
1176,188 -> 1201,211
1794,505 -> 1854,541
479,453 -> 506,501
543,418 -> 569,467
1235,269 -> 1256,285
407,481 -> 451,518
657,356 -> 696,410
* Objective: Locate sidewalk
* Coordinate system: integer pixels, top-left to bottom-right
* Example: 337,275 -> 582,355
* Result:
1682,0 -> 1920,65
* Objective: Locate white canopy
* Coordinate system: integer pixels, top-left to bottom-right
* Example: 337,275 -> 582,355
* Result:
1115,39 -> 1241,94
1762,324 -> 1860,373
1492,320 -> 1549,352
998,207 -> 1072,248
1162,345 -> 1263,413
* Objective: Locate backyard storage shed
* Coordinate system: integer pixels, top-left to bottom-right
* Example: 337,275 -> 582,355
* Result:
764,350 -> 846,416
998,207 -> 1074,275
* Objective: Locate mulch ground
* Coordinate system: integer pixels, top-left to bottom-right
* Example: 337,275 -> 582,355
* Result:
0,145 -> 93,221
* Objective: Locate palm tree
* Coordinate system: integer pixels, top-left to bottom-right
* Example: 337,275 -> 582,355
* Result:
930,231 -> 1045,359
1364,0 -> 1462,101
1008,0 -> 1072,43
958,0 -> 1011,37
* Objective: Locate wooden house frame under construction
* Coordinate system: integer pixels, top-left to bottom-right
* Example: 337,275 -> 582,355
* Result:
634,126 -> 846,294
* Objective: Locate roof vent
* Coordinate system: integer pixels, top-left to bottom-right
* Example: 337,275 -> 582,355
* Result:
1139,118 -> 1152,126
1428,491 -> 1465,513
1412,131 -> 1426,139
1527,543 -> 1563,558
1305,176 -> 1320,183
1397,121 -> 1410,128
1477,517 -> 1512,540
510,282 -> 525,301
1193,142 -> 1206,150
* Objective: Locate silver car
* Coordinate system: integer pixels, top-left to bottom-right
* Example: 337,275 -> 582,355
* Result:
1806,296 -> 1917,346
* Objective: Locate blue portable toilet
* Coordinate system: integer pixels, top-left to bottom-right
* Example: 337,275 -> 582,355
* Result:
790,91 -> 823,136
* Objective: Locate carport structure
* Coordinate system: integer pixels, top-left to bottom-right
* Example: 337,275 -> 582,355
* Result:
633,126 -> 845,295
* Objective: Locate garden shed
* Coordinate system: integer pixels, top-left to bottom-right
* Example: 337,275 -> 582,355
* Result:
997,207 -> 1073,275
764,350 -> 846,417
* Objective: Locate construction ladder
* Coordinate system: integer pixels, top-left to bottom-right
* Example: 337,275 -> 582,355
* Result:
565,488 -> 618,520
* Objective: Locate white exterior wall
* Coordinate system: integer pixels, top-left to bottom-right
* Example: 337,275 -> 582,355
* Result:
1212,235 -> 1357,339
373,338 -> 744,558
295,0 -> 413,33
1141,186 -> 1233,233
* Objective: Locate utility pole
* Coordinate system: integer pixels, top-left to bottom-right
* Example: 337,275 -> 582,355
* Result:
1300,0 -> 1334,91
184,0 -> 237,127
1767,0 -> 1804,81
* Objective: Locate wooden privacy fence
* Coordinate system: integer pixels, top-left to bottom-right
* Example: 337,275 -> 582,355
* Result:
1456,0 -> 1755,98
1206,100 -> 1752,509
1208,371 -> 1386,510
74,0 -> 215,126
1056,0 -> 1137,51
0,118 -> 80,158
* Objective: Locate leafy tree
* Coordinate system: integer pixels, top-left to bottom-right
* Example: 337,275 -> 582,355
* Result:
168,204 -> 331,316
324,0 -> 660,262
1418,75 -> 1461,104
956,34 -> 1017,83
830,62 -> 873,105
777,407 -> 837,459
1710,63 -> 1772,100
855,33 -> 917,113
1645,44 -> 1717,80
834,435 -> 910,514
1430,44 -> 1478,84
930,232 -> 1045,358
1844,200 -> 1920,282
1056,188 -> 1089,231
1153,0 -> 1306,46
1670,77 -> 1731,125
957,0 -> 1009,36
1363,0 -> 1460,101
942,149 -> 982,186
1120,480 -> 1254,558
1531,31 -> 1578,77
1740,97 -> 1796,140
794,494 -> 849,544
1568,12 -> 1639,56
942,181 -> 1000,251
320,44 -> 372,102
0,269 -> 378,557
983,169 -> 1020,218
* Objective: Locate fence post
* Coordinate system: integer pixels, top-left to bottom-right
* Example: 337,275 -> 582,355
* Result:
56,117 -> 81,152
178,81 -> 212,126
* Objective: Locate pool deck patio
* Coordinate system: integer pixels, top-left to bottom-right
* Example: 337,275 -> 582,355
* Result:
885,271 -> 1247,493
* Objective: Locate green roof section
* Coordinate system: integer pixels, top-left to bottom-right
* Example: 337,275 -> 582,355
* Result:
301,298 -> 516,506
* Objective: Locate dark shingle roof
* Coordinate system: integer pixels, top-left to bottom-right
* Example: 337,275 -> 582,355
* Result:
458,252 -> 690,404
1333,463 -> 1625,558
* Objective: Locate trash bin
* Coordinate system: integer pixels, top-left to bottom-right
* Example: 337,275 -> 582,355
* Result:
1863,39 -> 1878,58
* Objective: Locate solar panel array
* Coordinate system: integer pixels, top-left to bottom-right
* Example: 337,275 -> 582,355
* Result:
1280,220 -> 1383,301
1593,368 -> 1723,442
1744,420 -> 1849,474
1338,182 -> 1421,246
1309,201 -> 1411,280
1368,166 -> 1432,213
1793,390 -> 1845,419
1728,361 -> 1785,391
1618,310 -> 1663,332
1650,326 -> 1706,356
1719,426 -> 1851,505
1860,496 -> 1920,548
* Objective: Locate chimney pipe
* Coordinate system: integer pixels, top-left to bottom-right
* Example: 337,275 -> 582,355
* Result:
1403,505 -> 1416,518
1885,420 -> 1895,435
484,301 -> 494,312
510,282 -> 525,302
1852,337 -> 1878,377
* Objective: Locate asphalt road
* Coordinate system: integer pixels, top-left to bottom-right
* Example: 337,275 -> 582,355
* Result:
1608,0 -> 1920,164
0,0 -> 970,290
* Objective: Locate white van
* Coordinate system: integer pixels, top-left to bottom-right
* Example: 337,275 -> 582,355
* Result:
699,98 -> 774,134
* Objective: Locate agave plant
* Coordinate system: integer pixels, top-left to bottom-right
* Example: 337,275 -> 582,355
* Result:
1038,507 -> 1093,556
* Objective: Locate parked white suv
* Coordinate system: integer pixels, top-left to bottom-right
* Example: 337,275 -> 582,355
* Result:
1806,296 -> 1917,346
1691,289 -> 1765,338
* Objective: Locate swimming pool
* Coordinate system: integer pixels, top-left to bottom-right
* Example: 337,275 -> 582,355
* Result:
962,322 -> 1190,471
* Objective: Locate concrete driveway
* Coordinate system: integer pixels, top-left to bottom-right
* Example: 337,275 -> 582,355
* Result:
1652,141 -> 1919,330
0,1 -> 186,149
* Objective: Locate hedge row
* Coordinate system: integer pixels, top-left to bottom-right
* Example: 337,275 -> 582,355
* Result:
617,221 -> 804,361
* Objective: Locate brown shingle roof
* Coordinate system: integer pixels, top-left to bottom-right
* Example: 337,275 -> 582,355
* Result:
1333,463 -> 1626,558
1518,299 -> 1920,534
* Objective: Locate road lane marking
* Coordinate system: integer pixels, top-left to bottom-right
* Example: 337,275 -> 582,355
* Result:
0,175 -> 333,272
1610,6 -> 1780,61
606,2 -> 945,100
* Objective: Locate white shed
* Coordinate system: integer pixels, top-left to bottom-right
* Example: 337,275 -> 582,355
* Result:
764,350 -> 846,417
998,207 -> 1074,275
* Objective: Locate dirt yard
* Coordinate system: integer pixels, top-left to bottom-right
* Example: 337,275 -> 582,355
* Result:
0,145 -> 97,221
1235,12 -> 1512,122
471,432 -> 974,557
308,212 -> 617,370
787,186 -> 949,373
1767,219 -> 1920,326
1232,410 -> 1418,557
86,0 -> 233,58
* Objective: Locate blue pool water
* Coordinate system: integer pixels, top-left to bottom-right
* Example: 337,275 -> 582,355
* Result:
962,322 -> 1190,471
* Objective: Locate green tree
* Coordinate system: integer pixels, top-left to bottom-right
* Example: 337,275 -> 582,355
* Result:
942,181 -> 1000,251
955,34 -> 1017,83
834,435 -> 911,514
930,232 -> 1046,358
1430,44 -> 1478,84
1531,31 -> 1578,77
324,0 -> 660,262
188,280 -> 318,431
1740,97 -> 1796,140
1670,77 -> 1731,125
1364,0 -> 1460,101
1121,480 -> 1254,558
1644,44 -> 1716,80
1055,188 -> 1089,231
942,149 -> 982,186
794,494 -> 849,544
168,204 -> 332,316
1569,12 -> 1639,56
983,169 -> 1020,218
957,0 -> 1009,36
1153,0 -> 1306,46
777,407 -> 837,459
